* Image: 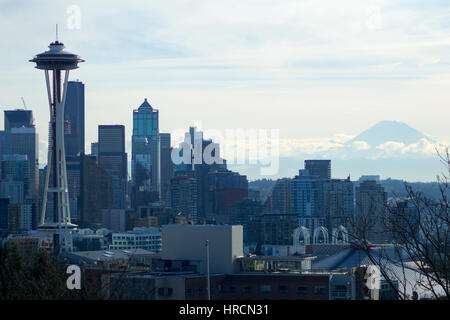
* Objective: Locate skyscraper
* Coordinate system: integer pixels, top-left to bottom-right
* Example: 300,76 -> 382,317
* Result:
159,132 -> 173,205
79,154 -> 112,228
291,169 -> 325,231
66,155 -> 81,223
304,160 -> 331,180
323,177 -> 354,230
173,127 -> 226,222
170,176 -> 198,223
64,80 -> 85,157
355,179 -> 388,243
205,169 -> 248,220
98,125 -> 128,209
0,198 -> 9,232
1,118 -> 39,229
4,109 -> 34,131
269,178 -> 292,215
0,154 -> 30,206
132,98 -> 159,195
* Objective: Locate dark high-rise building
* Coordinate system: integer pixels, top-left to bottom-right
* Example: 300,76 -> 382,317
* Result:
230,198 -> 265,244
249,213 -> 298,246
4,109 -> 34,131
269,178 -> 292,215
159,133 -> 173,205
206,169 -> 248,219
64,81 -> 85,157
172,127 -> 228,222
132,99 -> 159,194
79,154 -> 112,229
0,198 -> 10,232
170,176 -> 198,223
304,160 -> 331,180
98,125 -> 127,209
66,155 -> 81,224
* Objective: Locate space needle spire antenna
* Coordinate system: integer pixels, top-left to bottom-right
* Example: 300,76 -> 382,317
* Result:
30,31 -> 84,254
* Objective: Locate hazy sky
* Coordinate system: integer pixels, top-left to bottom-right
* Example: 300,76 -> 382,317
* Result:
1,0 -> 449,164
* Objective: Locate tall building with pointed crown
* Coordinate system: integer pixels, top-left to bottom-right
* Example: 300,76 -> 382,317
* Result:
131,98 -> 160,205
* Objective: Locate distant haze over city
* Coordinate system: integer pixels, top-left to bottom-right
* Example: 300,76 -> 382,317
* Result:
229,120 -> 445,182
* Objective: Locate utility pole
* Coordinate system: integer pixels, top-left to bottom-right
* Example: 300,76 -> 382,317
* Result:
206,239 -> 211,300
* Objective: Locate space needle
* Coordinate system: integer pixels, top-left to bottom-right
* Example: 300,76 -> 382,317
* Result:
30,30 -> 84,253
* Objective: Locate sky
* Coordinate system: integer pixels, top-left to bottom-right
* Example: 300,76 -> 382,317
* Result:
0,0 -> 449,179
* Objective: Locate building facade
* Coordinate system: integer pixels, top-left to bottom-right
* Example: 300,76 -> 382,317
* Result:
98,125 -> 128,209
132,99 -> 159,195
304,160 -> 331,180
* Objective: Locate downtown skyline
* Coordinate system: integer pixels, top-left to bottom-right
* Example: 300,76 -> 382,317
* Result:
1,1 -> 449,181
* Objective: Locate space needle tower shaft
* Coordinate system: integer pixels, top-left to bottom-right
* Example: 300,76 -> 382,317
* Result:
30,32 -> 84,253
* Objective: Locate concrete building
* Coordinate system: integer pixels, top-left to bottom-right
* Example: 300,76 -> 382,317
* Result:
161,224 -> 243,274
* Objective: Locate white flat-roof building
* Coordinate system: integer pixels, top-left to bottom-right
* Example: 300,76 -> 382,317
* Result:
110,227 -> 162,252
161,224 -> 243,274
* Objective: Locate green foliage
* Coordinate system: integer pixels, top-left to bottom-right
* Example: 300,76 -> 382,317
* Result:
0,243 -> 102,300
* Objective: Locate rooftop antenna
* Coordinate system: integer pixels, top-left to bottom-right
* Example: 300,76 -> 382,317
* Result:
56,24 -> 58,42
21,97 -> 27,110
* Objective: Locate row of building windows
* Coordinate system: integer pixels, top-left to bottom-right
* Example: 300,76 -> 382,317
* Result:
112,235 -> 161,240
185,285 -> 326,296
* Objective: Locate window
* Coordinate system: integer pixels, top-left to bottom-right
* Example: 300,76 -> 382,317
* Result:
279,285 -> 288,294
314,286 -> 325,295
296,286 -> 307,294
198,287 -> 204,296
185,288 -> 194,297
242,285 -> 252,294
157,288 -> 173,297
260,285 -> 271,293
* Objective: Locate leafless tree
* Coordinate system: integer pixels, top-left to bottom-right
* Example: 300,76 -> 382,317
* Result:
346,147 -> 449,300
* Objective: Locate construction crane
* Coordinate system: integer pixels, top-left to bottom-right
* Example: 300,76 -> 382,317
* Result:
21,97 -> 27,109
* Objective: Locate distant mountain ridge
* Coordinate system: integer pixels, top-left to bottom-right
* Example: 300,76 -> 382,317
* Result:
347,120 -> 433,147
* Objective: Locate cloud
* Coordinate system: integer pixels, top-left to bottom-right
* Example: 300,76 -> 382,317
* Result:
374,138 -> 440,158
351,140 -> 372,151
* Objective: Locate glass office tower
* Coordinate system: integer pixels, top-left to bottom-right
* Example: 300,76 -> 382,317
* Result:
132,98 -> 159,195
